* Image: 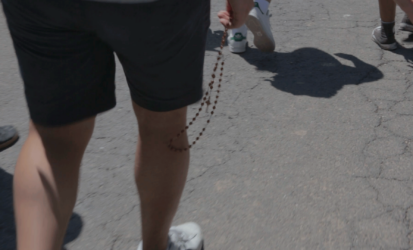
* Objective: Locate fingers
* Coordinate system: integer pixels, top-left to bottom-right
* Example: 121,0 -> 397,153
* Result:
218,10 -> 231,27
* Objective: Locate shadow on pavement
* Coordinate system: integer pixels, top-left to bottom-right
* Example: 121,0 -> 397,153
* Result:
239,47 -> 384,97
0,168 -> 83,250
206,29 -> 225,51
389,44 -> 413,66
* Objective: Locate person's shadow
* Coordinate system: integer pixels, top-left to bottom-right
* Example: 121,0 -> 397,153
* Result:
239,47 -> 384,97
389,43 -> 413,67
0,168 -> 83,250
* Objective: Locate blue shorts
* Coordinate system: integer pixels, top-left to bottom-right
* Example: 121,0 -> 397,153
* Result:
1,0 -> 210,126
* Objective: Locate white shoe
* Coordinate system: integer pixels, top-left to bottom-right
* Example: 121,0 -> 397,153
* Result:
227,25 -> 248,53
246,3 -> 275,52
137,222 -> 204,250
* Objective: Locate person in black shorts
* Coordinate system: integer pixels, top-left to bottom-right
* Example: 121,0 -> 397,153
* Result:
1,0 -> 253,249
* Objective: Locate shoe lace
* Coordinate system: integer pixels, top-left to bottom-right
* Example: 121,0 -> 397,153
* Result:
169,227 -> 196,250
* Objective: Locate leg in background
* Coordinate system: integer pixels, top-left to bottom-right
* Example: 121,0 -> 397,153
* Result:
372,0 -> 398,50
394,0 -> 413,22
379,0 -> 396,22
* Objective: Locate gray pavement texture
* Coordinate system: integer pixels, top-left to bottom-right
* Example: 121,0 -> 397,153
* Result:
1,0 -> 413,249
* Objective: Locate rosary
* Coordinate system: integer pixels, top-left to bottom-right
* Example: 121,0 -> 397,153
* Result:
168,28 -> 228,152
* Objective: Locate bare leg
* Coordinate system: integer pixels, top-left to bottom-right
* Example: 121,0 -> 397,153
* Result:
133,103 -> 190,250
379,0 -> 397,22
14,118 -> 95,250
394,0 -> 413,22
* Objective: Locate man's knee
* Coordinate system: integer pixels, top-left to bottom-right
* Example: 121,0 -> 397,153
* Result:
132,103 -> 189,146
133,104 -> 187,132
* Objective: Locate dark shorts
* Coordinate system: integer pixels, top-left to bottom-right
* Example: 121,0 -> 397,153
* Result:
1,0 -> 210,126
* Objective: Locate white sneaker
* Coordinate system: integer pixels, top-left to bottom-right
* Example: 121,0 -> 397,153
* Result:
227,25 -> 248,53
137,222 -> 204,250
246,2 -> 275,52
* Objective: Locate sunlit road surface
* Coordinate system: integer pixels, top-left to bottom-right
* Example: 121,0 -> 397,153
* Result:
1,1 -> 413,249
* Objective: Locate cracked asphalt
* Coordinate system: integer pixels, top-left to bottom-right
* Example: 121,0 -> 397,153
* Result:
2,0 -> 413,249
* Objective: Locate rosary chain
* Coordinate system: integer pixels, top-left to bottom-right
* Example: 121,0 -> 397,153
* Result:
168,28 -> 228,152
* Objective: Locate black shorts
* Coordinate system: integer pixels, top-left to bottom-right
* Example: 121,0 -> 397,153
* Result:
1,0 -> 210,126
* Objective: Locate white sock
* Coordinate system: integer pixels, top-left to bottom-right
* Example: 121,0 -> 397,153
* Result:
254,0 -> 269,13
231,24 -> 248,35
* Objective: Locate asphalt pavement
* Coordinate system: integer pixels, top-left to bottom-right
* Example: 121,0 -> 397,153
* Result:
2,0 -> 413,249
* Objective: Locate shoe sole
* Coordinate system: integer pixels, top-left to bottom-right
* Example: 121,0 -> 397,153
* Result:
0,133 -> 19,152
400,23 -> 413,32
371,34 -> 397,50
246,15 -> 275,53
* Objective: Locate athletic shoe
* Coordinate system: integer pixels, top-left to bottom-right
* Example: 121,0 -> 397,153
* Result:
228,25 -> 248,53
137,222 -> 204,250
372,25 -> 397,50
0,125 -> 18,152
400,14 -> 413,32
246,2 -> 275,52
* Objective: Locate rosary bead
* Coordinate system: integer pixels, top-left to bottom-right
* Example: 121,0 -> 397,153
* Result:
169,29 -> 227,152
